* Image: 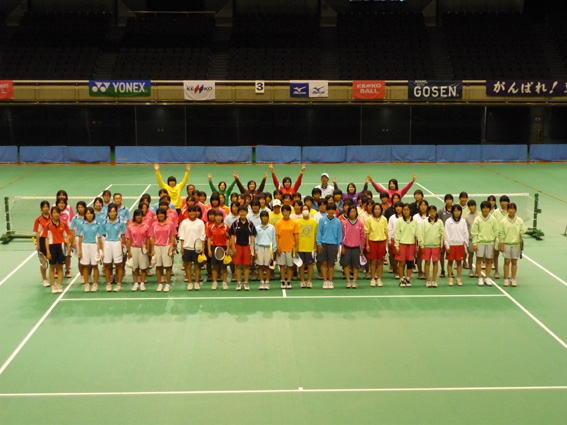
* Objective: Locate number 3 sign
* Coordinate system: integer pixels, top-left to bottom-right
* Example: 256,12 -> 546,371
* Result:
255,81 -> 265,94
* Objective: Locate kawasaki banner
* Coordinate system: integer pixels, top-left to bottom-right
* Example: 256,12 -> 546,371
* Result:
408,80 -> 462,100
184,81 -> 216,101
89,80 -> 151,97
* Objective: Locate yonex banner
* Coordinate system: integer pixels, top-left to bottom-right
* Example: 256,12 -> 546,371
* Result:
353,80 -> 385,99
184,81 -> 216,101
0,80 -> 14,100
486,80 -> 567,97
290,81 -> 329,98
89,80 -> 151,97
408,80 -> 462,100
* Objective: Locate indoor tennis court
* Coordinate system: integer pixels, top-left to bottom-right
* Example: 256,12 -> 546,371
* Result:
1,162 -> 567,425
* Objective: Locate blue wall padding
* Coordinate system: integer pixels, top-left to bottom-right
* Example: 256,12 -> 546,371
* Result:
66,146 -> 110,163
256,145 -> 301,163
205,146 -> 252,163
530,144 -> 567,162
303,146 -> 347,163
115,146 -> 159,163
436,145 -> 482,163
160,146 -> 206,163
391,145 -> 436,162
0,146 -> 18,163
20,146 -> 66,163
346,145 -> 391,163
481,145 -> 527,162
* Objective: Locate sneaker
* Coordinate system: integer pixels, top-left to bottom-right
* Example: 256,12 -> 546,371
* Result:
317,274 -> 323,280
307,281 -> 312,289
286,281 -> 292,289
485,279 -> 493,286
406,279 -> 412,288
494,272 -> 500,279
448,277 -> 454,286
377,279 -> 383,287
259,281 -> 265,290
323,281 -> 328,289
457,279 -> 463,286
51,285 -> 58,294
394,274 -> 400,279
244,283 -> 250,291
265,282 -> 270,290
352,281 -> 358,289
370,279 -> 376,287
346,282 -> 352,289
236,282 -> 242,291
503,279 -> 510,287
80,275 -> 85,284
365,272 -> 371,279
418,272 -> 426,280
187,282 -> 194,291
140,282 -> 145,292
388,267 -> 393,273
399,279 -> 406,287
478,278 -> 484,286
231,276 -> 237,283
184,276 -> 188,282
57,285 -> 63,293
65,270 -> 72,278
157,283 -> 163,292
212,282 -> 218,290
301,281 -> 306,288
511,279 -> 517,287
132,282 -> 139,292
426,281 -> 431,288
42,279 -> 50,287
328,281 -> 334,289
106,283 -> 112,292
440,271 -> 446,278
164,284 -> 170,293
195,282 -> 200,291
432,281 -> 438,288
113,284 -> 122,292
161,276 -> 166,283
91,283 -> 98,292
469,271 -> 475,277
222,281 -> 228,290
281,281 -> 286,289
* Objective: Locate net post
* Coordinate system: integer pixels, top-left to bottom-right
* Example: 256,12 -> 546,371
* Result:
1,197 -> 14,243
526,193 -> 544,240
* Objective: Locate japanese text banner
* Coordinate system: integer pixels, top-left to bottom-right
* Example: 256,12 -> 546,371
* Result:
486,80 -> 567,97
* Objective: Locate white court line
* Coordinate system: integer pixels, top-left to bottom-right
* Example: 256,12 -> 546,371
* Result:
417,182 -> 567,351
1,385 -> 567,397
0,273 -> 80,376
523,254 -> 567,288
0,252 -> 36,288
282,288 -> 287,298
60,294 -> 506,302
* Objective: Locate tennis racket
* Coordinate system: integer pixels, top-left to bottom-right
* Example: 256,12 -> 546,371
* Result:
141,244 -> 148,255
32,237 -> 48,270
268,243 -> 276,270
168,244 -> 176,258
194,238 -> 204,254
122,244 -> 128,261
520,239 -> 524,259
214,246 -> 226,261
62,243 -> 69,257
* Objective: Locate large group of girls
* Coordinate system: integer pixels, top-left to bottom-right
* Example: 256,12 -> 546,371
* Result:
33,163 -> 525,294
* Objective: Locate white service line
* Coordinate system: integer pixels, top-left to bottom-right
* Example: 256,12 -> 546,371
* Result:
60,294 -> 506,302
1,385 -> 567,397
0,273 -> 80,376
282,289 -> 287,298
128,184 -> 152,210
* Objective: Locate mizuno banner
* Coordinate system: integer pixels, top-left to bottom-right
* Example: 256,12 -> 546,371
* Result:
408,80 -> 462,100
89,80 -> 151,97
290,81 -> 329,98
184,81 -> 216,101
353,80 -> 385,100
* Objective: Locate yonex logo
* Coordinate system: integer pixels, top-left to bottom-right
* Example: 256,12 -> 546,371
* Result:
92,82 -> 110,93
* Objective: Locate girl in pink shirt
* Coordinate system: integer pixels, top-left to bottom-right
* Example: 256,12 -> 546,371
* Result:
366,173 -> 417,205
150,208 -> 177,292
340,207 -> 366,288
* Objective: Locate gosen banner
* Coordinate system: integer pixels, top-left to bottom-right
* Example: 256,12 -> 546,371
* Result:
353,80 -> 385,99
184,81 -> 216,101
89,80 -> 151,97
408,80 -> 462,100
0,80 -> 14,100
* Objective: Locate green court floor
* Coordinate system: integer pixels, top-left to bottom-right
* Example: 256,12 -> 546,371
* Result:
1,162 -> 567,424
